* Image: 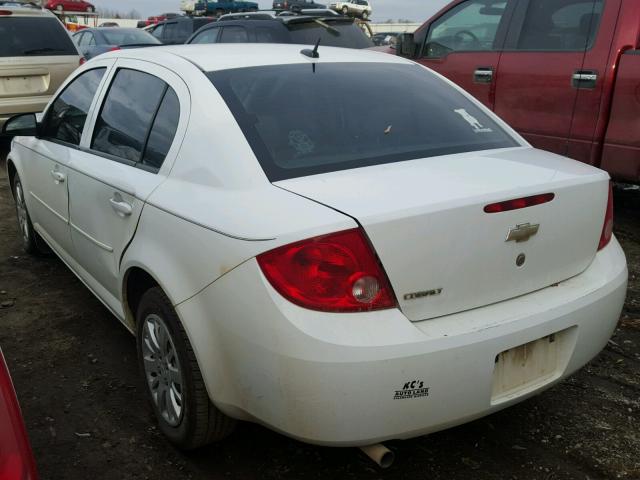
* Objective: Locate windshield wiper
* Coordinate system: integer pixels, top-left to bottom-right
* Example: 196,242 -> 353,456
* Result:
312,19 -> 340,36
22,47 -> 67,55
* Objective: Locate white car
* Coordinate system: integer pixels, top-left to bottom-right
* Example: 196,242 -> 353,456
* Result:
330,0 -> 372,19
2,45 -> 627,450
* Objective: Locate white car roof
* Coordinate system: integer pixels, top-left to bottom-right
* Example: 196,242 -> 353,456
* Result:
103,43 -> 411,73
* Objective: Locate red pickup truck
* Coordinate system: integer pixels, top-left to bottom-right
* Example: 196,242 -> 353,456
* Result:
394,0 -> 639,184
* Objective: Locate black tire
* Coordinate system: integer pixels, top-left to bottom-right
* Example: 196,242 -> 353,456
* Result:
342,6 -> 349,15
361,10 -> 368,20
136,287 -> 236,449
12,175 -> 49,256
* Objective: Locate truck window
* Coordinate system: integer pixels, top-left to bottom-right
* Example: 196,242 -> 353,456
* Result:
424,0 -> 507,58
516,0 -> 604,51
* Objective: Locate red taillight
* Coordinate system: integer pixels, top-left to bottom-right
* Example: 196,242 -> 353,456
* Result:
79,57 -> 86,65
484,193 -> 555,213
257,228 -> 396,313
108,46 -> 121,52
0,353 -> 38,480
0,10 -> 13,15
598,183 -> 614,251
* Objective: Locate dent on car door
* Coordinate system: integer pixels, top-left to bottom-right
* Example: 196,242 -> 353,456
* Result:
67,64 -> 184,307
418,0 -> 515,109
22,67 -> 107,256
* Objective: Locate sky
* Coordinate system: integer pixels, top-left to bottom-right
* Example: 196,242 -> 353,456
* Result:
94,0 -> 449,22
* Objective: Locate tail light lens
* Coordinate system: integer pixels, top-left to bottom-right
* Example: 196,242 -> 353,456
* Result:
0,353 -> 38,480
598,183 -> 614,251
79,57 -> 86,65
108,47 -> 121,52
257,228 -> 396,312
484,193 -> 555,213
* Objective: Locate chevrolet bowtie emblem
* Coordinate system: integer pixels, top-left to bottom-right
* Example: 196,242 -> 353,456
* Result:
506,223 -> 540,243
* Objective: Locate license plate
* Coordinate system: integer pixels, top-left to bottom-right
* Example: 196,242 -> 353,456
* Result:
491,329 -> 572,404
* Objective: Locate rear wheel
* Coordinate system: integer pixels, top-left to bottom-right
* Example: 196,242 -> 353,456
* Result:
342,6 -> 349,14
361,10 -> 368,19
136,287 -> 236,449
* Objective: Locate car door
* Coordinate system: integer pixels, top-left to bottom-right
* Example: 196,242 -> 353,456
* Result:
417,0 -> 515,109
494,0 -> 604,157
20,66 -> 108,257
66,59 -> 189,306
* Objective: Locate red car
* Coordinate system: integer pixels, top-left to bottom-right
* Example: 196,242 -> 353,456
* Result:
0,349 -> 38,480
45,0 -> 95,13
393,0 -> 640,184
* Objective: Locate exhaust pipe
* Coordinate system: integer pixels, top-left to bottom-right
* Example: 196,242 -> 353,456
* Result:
359,444 -> 395,469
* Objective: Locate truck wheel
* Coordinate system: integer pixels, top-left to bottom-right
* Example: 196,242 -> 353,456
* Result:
136,287 -> 236,449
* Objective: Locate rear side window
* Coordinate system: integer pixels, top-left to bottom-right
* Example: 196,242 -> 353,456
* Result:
209,63 -> 518,181
516,0 -> 603,51
0,17 -> 78,57
41,68 -> 106,146
141,88 -> 180,171
92,69 -> 179,170
220,26 -> 249,43
287,21 -> 373,49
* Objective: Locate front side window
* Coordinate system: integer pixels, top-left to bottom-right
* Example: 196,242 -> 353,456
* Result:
209,62 -> 518,181
515,0 -> 603,51
91,69 -> 179,170
191,27 -> 220,44
41,68 -> 106,146
424,0 -> 507,57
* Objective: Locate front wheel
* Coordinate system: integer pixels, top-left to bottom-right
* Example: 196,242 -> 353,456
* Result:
361,10 -> 368,19
136,287 -> 236,449
12,175 -> 47,255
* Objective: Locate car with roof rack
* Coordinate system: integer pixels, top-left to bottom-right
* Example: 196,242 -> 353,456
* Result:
188,13 -> 372,48
0,2 -> 82,128
193,0 -> 258,17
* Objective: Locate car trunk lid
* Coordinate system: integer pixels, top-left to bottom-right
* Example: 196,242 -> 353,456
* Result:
275,147 -> 610,321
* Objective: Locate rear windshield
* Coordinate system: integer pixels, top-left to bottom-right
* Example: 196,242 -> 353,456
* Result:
208,62 -> 519,181
287,20 -> 373,49
100,29 -> 161,45
0,17 -> 77,57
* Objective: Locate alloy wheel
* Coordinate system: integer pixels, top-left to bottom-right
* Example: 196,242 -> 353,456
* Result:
14,181 -> 30,246
141,314 -> 184,427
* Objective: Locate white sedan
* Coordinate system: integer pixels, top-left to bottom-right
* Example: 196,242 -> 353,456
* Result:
2,44 -> 627,450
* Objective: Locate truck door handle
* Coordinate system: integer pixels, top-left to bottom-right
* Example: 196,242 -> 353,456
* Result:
474,67 -> 494,84
109,194 -> 132,217
50,170 -> 66,183
572,70 -> 598,89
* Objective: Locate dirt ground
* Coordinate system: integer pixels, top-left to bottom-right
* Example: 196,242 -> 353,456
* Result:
0,142 -> 638,480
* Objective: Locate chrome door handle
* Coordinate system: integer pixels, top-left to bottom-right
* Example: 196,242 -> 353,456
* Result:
474,67 -> 494,84
50,170 -> 66,183
109,196 -> 132,217
572,70 -> 597,89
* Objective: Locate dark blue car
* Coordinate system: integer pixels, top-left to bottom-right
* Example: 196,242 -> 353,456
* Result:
194,1 -> 259,16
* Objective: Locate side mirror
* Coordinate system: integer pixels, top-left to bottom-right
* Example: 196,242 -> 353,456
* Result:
396,33 -> 417,58
1,113 -> 39,138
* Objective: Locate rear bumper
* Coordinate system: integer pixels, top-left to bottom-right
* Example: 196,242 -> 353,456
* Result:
177,237 -> 627,446
0,95 -> 50,127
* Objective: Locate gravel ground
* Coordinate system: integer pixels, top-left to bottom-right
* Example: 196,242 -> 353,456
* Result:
1,143 -> 639,480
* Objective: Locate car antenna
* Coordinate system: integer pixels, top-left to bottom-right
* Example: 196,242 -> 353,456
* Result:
301,37 -> 321,59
